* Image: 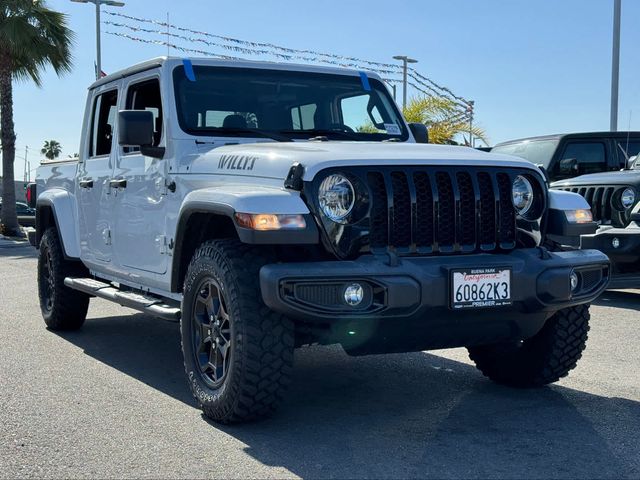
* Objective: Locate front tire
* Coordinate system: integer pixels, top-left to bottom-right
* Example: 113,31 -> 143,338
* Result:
468,304 -> 590,387
37,228 -> 90,330
181,239 -> 294,423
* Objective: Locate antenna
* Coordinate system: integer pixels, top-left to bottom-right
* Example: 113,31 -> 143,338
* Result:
166,12 -> 170,57
626,110 -> 632,157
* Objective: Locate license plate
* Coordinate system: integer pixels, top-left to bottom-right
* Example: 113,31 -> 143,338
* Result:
451,267 -> 512,309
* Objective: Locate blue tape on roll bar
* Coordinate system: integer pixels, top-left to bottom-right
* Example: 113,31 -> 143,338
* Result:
359,71 -> 371,91
183,59 -> 196,82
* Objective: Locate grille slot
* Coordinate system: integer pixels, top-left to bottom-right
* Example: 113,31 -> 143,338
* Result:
366,169 -> 520,254
390,172 -> 412,248
413,172 -> 434,251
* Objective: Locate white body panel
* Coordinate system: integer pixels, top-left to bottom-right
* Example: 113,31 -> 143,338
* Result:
547,189 -> 591,211
34,57 -> 587,297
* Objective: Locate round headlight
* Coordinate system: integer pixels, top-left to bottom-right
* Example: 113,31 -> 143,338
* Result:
621,188 -> 635,209
318,174 -> 355,223
512,175 -> 534,215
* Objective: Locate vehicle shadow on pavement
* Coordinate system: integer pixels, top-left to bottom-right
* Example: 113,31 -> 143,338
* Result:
220,348 -> 640,479
595,289 -> 640,311
56,310 -> 640,479
0,243 -> 37,260
55,312 -> 197,406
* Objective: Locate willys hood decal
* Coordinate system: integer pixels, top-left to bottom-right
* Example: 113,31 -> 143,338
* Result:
188,141 -> 542,181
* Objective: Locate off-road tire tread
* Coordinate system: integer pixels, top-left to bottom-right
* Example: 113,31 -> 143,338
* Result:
467,304 -> 590,387
181,239 -> 294,424
38,228 -> 90,330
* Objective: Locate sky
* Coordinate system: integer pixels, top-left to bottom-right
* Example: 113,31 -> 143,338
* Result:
5,0 -> 640,179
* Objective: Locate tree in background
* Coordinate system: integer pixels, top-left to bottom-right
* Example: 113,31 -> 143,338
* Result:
403,96 -> 488,146
0,1 -> 73,236
41,140 -> 62,160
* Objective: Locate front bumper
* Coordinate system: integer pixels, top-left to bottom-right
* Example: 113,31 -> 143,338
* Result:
260,248 -> 610,354
580,225 -> 640,289
581,226 -> 640,267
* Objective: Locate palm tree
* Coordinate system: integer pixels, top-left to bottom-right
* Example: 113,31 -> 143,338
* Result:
0,1 -> 73,236
403,96 -> 488,146
41,140 -> 62,160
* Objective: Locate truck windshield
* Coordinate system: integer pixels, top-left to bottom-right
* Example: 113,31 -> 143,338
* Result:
492,139 -> 559,168
173,66 -> 408,142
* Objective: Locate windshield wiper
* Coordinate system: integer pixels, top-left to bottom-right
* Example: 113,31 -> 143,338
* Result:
280,129 -> 362,141
193,127 -> 293,142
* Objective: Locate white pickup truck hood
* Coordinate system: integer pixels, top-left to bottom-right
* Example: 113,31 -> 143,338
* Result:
188,141 -> 539,181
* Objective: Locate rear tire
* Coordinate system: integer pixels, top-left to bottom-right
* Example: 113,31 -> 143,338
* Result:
181,239 -> 294,424
468,304 -> 590,387
37,228 -> 90,330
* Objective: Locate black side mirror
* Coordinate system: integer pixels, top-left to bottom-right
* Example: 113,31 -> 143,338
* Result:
118,110 -> 164,158
558,157 -> 578,175
408,123 -> 429,143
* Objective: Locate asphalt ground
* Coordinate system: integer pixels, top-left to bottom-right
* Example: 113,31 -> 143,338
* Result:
1,242 -> 639,479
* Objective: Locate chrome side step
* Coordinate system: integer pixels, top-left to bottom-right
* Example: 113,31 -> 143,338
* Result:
64,277 -> 181,321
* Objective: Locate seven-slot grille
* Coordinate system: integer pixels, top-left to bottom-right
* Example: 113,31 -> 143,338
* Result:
365,168 -> 524,254
556,185 -> 625,226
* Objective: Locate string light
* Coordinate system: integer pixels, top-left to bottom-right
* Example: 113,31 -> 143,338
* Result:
103,11 -> 474,122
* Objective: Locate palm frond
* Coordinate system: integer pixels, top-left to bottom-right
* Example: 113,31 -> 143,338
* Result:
403,95 -> 488,145
0,0 -> 74,85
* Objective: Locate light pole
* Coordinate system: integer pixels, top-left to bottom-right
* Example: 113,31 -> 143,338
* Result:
70,0 -> 125,80
610,0 -> 621,131
393,55 -> 418,110
467,101 -> 475,147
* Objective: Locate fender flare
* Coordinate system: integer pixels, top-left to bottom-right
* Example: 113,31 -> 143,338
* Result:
36,189 -> 81,259
170,186 -> 318,292
546,189 -> 597,240
548,189 -> 591,211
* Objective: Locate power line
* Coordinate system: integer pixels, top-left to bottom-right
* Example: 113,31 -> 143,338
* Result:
104,11 -> 404,70
104,21 -> 402,74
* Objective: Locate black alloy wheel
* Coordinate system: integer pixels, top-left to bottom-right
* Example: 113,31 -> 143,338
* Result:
40,246 -> 56,313
192,278 -> 232,388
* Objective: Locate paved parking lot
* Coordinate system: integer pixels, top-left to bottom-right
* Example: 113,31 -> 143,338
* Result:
1,242 -> 639,479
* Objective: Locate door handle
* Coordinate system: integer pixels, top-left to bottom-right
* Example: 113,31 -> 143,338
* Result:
79,178 -> 94,189
109,178 -> 127,189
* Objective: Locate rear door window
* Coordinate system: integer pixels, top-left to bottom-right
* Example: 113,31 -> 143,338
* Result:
89,89 -> 118,157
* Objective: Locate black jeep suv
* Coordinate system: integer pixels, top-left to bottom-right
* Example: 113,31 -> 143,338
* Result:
552,156 -> 640,289
492,132 -> 640,183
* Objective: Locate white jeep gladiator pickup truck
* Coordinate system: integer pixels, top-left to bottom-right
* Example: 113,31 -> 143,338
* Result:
28,57 -> 610,423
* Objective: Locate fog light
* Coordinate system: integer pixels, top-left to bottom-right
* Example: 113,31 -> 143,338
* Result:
344,283 -> 364,306
570,271 -> 579,292
612,237 -> 620,249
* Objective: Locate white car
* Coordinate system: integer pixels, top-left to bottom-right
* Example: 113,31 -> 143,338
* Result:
30,57 -> 609,423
